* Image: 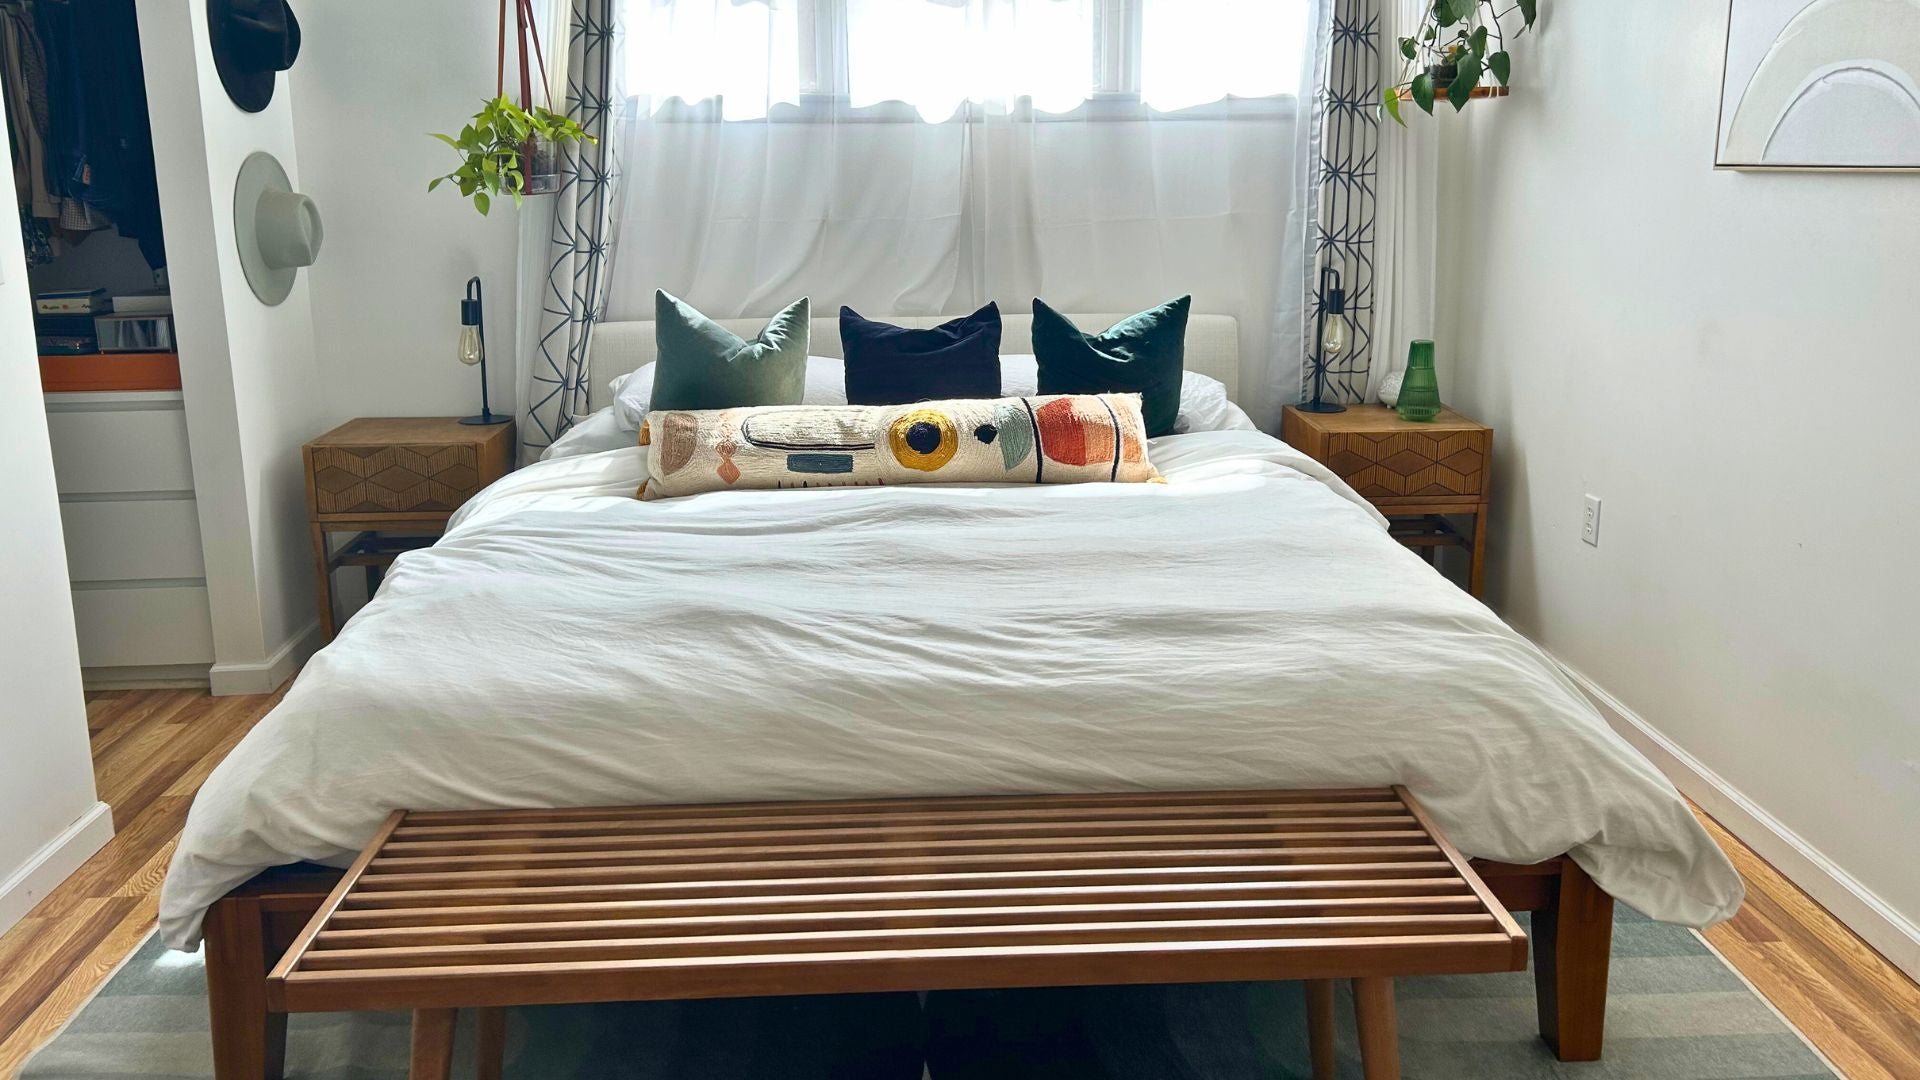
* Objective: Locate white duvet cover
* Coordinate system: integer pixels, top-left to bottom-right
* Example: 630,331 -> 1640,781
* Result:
159,431 -> 1742,947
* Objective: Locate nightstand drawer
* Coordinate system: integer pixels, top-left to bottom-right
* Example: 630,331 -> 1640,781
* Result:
1326,429 -> 1489,501
308,443 -> 483,516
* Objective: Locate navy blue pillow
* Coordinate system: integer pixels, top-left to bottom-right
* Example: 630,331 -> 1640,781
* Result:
840,304 -> 1002,405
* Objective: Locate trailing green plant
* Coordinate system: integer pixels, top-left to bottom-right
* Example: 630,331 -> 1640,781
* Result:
428,95 -> 594,216
1384,0 -> 1538,125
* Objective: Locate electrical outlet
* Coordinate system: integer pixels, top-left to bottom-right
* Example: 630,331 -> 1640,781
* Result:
1582,495 -> 1602,546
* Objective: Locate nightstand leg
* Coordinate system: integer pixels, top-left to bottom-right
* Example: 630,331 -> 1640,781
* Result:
1469,505 -> 1489,599
311,523 -> 336,642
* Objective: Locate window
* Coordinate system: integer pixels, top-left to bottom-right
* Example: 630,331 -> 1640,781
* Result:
624,0 -> 1312,120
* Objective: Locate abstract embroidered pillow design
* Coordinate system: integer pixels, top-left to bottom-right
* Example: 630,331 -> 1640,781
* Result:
638,394 -> 1159,500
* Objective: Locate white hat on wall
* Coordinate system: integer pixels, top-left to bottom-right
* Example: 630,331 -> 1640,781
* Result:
233,150 -> 322,306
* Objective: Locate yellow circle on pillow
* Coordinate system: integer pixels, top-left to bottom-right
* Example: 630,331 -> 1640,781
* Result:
888,409 -> 959,472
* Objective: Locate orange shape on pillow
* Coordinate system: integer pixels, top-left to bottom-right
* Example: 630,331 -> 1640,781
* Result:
1035,396 -> 1116,467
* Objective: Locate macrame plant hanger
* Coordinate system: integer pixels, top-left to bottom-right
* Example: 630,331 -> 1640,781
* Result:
498,0 -> 563,195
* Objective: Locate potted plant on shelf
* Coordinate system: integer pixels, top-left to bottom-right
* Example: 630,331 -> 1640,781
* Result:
429,96 -> 591,216
1385,0 -> 1539,124
426,2 -> 593,216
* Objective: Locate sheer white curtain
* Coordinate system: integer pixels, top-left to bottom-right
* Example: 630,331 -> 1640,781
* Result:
1370,0 -> 1438,403
606,0 -> 1326,428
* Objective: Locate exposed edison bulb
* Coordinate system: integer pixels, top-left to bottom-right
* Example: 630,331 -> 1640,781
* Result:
1322,316 -> 1349,358
457,324 -> 482,367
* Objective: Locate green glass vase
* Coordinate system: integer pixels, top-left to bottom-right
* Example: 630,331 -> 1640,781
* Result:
1396,340 -> 1442,423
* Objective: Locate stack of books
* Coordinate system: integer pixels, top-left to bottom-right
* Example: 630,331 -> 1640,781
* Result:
35,288 -> 111,315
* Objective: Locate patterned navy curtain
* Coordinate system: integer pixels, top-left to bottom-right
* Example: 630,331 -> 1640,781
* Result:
521,0 -> 625,463
1307,0 -> 1382,405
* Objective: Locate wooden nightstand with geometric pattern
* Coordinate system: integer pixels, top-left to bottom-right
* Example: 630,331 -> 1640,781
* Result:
1281,404 -> 1493,598
303,417 -> 514,640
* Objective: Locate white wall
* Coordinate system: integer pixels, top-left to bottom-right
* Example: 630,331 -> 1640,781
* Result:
139,0 -> 327,689
1437,4 -> 1920,953
0,126 -> 112,934
292,0 -> 522,427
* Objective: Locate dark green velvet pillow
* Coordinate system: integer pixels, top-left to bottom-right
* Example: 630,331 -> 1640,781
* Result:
649,290 -> 810,411
1032,296 -> 1189,438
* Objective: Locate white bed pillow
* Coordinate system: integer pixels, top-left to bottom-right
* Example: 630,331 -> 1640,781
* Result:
602,354 -> 1252,447
541,405 -> 639,460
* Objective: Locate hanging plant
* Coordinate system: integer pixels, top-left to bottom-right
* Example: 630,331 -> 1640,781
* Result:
1384,0 -> 1538,125
426,0 -> 594,215
429,96 -> 592,215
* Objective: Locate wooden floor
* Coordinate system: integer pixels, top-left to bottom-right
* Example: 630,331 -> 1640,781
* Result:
0,689 -> 1916,1078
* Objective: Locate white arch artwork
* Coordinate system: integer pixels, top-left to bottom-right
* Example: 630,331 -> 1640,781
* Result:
1716,0 -> 1920,169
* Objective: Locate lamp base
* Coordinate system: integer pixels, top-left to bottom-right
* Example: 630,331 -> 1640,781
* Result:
1296,400 -> 1348,414
460,411 -> 513,426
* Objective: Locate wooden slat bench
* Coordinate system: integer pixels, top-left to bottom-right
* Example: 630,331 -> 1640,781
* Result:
263,787 -> 1526,1079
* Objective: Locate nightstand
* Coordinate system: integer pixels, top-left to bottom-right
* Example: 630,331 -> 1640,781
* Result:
304,418 -> 515,640
1281,404 -> 1493,597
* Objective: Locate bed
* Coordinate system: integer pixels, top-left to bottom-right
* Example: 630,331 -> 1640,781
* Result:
163,313 -> 1743,1072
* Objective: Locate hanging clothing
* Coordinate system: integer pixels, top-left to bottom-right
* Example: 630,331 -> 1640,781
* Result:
1,0 -> 56,220
4,0 -> 166,267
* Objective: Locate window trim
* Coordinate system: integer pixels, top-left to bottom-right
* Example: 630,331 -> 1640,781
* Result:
629,0 -> 1302,124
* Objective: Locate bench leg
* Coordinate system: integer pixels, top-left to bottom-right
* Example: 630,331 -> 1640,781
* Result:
1305,979 -> 1337,1080
410,1008 -> 457,1080
1352,977 -> 1400,1080
204,896 -> 287,1080
476,1007 -> 507,1080
1534,858 -> 1614,1061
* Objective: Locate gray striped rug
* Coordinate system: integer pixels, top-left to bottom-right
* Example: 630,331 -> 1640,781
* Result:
23,909 -> 1835,1079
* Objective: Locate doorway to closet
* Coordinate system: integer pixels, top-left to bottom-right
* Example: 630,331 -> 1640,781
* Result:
5,0 -> 215,687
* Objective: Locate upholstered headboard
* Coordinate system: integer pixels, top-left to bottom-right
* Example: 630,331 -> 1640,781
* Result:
592,313 -> 1242,403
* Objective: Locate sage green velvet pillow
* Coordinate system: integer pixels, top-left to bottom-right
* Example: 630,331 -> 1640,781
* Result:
649,291 -> 811,411
1032,296 -> 1189,438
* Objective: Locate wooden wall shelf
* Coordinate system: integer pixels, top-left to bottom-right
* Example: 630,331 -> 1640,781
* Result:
39,352 -> 182,393
1396,85 -> 1511,103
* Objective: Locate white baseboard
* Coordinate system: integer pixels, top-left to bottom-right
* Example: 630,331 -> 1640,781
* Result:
0,801 -> 115,937
209,620 -> 320,696
82,662 -> 212,691
1557,659 -> 1920,983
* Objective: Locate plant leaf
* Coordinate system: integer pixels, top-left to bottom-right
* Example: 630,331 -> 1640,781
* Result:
1384,86 -> 1406,126
474,191 -> 491,216
1489,50 -> 1511,86
1448,55 -> 1483,110
1517,0 -> 1537,26
427,176 -> 444,192
1433,0 -> 1459,26
1399,36 -> 1417,61
1469,26 -> 1489,57
1410,72 -> 1436,115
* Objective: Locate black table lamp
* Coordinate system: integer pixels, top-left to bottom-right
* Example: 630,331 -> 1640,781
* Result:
457,276 -> 510,426
1301,264 -> 1349,414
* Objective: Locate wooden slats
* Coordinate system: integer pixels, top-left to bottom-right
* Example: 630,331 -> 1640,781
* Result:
316,897 -> 1491,947
383,814 -> 1421,850
331,879 -> 1477,928
336,862 -> 1464,910
351,848 -> 1449,893
299,914 -> 1507,970
366,833 -> 1436,873
270,788 -> 1529,1014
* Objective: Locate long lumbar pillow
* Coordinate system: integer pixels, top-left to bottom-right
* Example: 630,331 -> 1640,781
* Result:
639,394 -> 1160,500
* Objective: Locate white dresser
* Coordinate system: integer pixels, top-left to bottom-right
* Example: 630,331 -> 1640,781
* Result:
43,390 -> 215,686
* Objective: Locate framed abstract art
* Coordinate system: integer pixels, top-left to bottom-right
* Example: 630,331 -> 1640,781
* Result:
1716,0 -> 1920,170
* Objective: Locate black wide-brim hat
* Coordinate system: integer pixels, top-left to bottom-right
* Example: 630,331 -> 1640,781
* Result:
207,0 -> 302,113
